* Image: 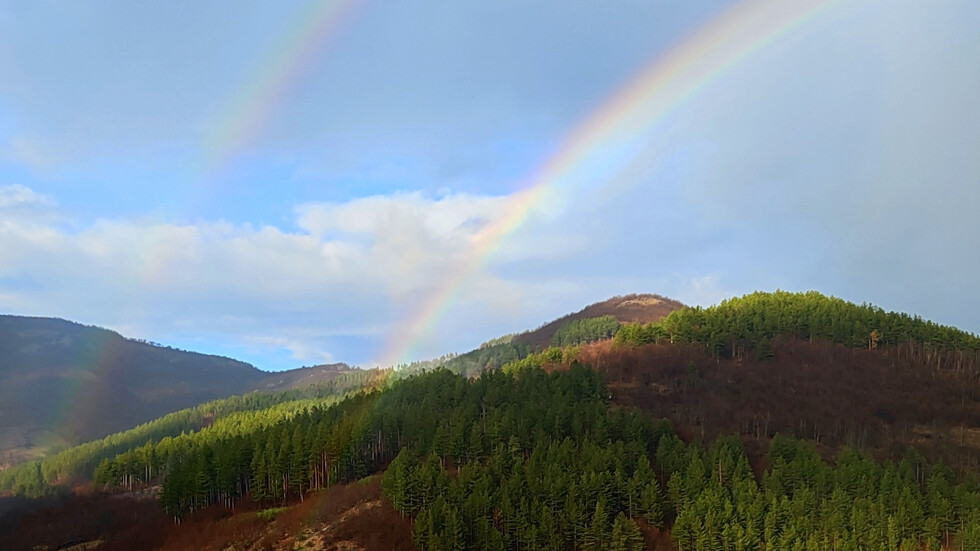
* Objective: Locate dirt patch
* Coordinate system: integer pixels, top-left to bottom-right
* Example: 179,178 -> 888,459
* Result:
290,500 -> 382,551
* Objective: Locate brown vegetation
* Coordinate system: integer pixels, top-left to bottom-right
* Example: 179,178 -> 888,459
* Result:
568,337 -> 980,471
0,490 -> 169,551
0,477 -> 414,551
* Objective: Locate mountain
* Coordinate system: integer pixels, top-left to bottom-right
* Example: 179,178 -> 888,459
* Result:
512,293 -> 684,350
0,294 -> 681,465
0,315 -> 268,466
256,362 -> 356,392
4,291 -> 980,551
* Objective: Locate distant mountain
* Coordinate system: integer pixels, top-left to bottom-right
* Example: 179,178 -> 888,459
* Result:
512,293 -> 684,350
0,315 -> 267,466
255,362 -> 355,391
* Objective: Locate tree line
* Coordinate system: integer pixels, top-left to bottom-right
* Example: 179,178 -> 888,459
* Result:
552,316 -> 621,347
0,372 -> 381,498
616,291 -> 980,370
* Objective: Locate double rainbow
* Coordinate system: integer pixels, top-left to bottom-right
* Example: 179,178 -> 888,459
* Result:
376,0 -> 842,367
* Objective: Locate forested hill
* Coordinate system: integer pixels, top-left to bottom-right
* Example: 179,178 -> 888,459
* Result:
615,290 -> 980,368
4,291 -> 980,550
394,294 -> 685,377
512,294 -> 684,350
0,315 -> 266,465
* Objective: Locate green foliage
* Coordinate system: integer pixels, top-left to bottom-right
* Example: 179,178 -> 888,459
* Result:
440,342 -> 530,377
666,435 -> 980,551
373,366 -> 980,551
616,291 -> 980,366
479,334 -> 516,349
257,507 -> 286,522
380,364 -> 662,550
0,380 -> 364,497
500,347 -> 571,375
609,512 -> 644,551
551,315 -> 620,347
395,342 -> 531,378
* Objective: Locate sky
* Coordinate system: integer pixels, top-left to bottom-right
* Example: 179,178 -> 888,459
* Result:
1,0 -> 978,371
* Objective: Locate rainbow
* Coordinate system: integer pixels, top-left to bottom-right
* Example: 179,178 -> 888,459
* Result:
376,0 -> 843,367
51,330 -> 119,447
202,0 -> 360,174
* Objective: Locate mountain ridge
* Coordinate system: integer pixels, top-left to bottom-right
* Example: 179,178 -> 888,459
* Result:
0,294 -> 673,464
512,293 -> 684,350
0,315 -> 269,466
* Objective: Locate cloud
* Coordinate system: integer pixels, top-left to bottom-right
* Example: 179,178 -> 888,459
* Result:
245,335 -> 335,365
0,187 -> 576,368
3,0 -> 977,370
0,184 -> 62,234
0,183 -> 54,209
295,192 -> 512,297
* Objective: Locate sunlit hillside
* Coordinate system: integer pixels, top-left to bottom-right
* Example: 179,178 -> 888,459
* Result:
3,292 -> 980,550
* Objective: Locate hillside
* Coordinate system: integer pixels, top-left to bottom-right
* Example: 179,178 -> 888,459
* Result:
512,294 -> 684,350
3,291 -> 980,551
256,362 -> 357,392
0,316 -> 267,465
0,295 -> 680,465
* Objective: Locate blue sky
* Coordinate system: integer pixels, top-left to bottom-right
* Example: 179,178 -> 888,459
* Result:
1,0 -> 978,371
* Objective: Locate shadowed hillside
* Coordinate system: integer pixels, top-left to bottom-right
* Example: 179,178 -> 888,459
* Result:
556,338 -> 980,471
0,316 -> 267,465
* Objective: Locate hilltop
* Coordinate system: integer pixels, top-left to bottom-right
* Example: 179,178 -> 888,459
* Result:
423,294 -> 685,377
512,294 -> 684,350
257,362 -> 356,392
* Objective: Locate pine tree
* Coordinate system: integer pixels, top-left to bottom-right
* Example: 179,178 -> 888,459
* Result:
640,480 -> 663,526
583,500 -> 608,551
610,512 -> 644,551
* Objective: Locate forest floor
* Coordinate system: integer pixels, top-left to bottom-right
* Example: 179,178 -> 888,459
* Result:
0,476 -> 415,551
152,476 -> 415,551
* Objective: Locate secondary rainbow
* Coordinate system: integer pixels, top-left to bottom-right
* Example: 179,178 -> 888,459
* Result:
203,0 -> 360,174
376,0 -> 843,367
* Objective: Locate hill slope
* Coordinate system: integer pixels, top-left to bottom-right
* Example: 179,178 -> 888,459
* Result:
0,315 -> 267,465
4,292 -> 980,551
512,294 -> 684,350
255,362 -> 357,392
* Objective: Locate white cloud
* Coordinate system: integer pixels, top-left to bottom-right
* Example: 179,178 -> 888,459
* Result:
672,275 -> 732,308
0,183 -> 53,208
296,192 -> 511,297
246,335 -> 335,364
0,186 -> 579,368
